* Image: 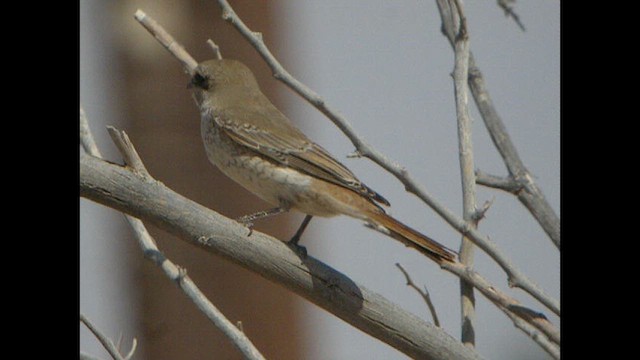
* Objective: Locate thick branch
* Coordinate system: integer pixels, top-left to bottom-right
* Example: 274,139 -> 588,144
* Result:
106,128 -> 265,360
82,150 -> 558,351
213,0 -> 559,316
81,112 -> 265,360
437,1 -> 559,249
80,153 -> 482,360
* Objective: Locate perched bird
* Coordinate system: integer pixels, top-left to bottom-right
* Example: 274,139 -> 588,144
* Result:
189,59 -> 456,263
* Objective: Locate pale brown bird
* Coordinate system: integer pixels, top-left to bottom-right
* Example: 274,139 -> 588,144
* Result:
189,59 -> 456,263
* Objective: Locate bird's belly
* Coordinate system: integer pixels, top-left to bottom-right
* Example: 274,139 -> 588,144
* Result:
201,120 -> 341,217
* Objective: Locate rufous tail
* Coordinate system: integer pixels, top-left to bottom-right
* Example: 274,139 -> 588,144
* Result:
367,211 -> 457,264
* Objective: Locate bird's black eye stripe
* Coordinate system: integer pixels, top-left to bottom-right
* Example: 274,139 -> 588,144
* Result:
191,72 -> 210,90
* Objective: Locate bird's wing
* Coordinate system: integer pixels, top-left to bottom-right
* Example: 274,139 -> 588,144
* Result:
215,108 -> 390,206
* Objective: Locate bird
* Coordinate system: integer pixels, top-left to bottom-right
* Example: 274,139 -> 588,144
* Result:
188,58 -> 456,264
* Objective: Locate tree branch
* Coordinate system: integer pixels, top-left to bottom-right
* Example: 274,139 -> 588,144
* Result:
80,151 -> 482,360
80,351 -> 104,360
441,262 -> 559,345
108,128 -> 266,360
507,312 -> 559,359
444,0 -> 477,347
82,140 -> 558,353
133,10 -> 197,74
81,110 -> 266,360
395,263 -> 441,327
475,170 -> 521,193
212,0 -> 559,317
496,0 -> 526,31
437,1 -> 559,249
79,313 -> 134,360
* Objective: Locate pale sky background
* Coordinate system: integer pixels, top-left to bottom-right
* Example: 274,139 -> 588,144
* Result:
81,1 -> 559,359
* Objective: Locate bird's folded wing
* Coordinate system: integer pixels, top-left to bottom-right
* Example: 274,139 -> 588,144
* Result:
215,110 -> 389,206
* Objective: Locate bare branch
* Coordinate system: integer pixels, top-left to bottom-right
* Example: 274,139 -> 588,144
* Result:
470,63 -> 560,249
497,0 -> 526,31
441,262 -> 559,345
360,225 -> 558,348
472,197 -> 495,222
437,1 -> 559,249
134,10 -> 198,74
445,0 -> 477,346
80,151 -> 483,360
80,107 -> 100,156
507,312 -> 559,359
475,170 -> 521,193
80,313 -> 131,360
107,126 -> 150,177
123,338 -> 137,360
80,352 -> 104,360
213,0 -> 559,316
395,263 -> 441,327
82,111 -> 266,359
207,39 -> 223,60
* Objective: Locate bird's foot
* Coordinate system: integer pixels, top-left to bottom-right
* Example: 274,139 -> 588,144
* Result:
234,215 -> 254,237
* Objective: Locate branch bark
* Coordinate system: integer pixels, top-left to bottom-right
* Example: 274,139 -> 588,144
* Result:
442,0 -> 477,347
81,143 -> 558,353
441,262 -> 559,346
82,109 -> 266,360
80,152 -> 482,360
212,0 -> 559,317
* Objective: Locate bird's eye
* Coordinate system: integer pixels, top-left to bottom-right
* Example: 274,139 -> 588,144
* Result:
190,72 -> 210,90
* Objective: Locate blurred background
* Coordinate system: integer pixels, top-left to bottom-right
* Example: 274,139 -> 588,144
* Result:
80,1 -> 559,359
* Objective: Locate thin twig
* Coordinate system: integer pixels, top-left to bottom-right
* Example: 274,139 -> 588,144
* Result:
80,351 -> 104,360
79,313 -> 129,360
497,0 -> 526,31
80,107 -> 100,156
107,126 -> 149,177
473,197 -> 495,222
123,339 -> 137,360
475,170 -> 521,193
395,263 -> 440,327
134,9 -> 198,74
215,0 -> 559,316
447,0 -> 476,347
207,39 -> 223,59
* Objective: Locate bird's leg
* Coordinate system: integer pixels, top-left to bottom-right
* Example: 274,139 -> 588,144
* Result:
235,207 -> 288,236
287,215 -> 313,258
